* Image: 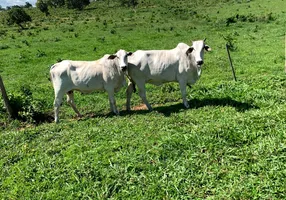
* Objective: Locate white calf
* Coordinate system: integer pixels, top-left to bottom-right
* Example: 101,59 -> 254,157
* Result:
50,49 -> 132,123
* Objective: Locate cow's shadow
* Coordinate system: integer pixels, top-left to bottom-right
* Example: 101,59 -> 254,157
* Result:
82,97 -> 259,119
154,97 -> 259,117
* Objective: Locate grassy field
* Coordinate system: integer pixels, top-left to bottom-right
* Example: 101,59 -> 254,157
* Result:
1,0 -> 286,199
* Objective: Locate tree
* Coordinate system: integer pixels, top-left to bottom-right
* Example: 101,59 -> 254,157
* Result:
49,0 -> 65,8
36,0 -> 50,16
65,0 -> 90,10
119,0 -> 138,7
7,7 -> 32,29
24,2 -> 33,8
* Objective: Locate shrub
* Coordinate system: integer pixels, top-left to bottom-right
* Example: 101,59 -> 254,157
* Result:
6,7 -> 32,29
0,30 -> 7,37
6,86 -> 46,123
0,44 -> 9,50
36,0 -> 50,16
223,34 -> 237,51
24,2 -> 33,8
49,0 -> 65,7
36,50 -> 47,57
119,0 -> 138,7
226,16 -> 236,26
65,0 -> 90,10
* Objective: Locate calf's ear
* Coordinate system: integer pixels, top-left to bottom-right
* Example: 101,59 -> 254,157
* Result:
108,55 -> 117,59
204,45 -> 211,51
127,52 -> 133,56
186,47 -> 194,55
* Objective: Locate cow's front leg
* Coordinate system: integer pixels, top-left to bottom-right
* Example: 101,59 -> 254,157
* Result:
179,80 -> 189,108
107,89 -> 119,115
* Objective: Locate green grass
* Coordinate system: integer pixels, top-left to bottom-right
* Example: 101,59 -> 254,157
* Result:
1,0 -> 286,199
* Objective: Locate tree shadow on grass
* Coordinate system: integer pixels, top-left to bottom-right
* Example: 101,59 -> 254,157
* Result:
154,97 -> 259,117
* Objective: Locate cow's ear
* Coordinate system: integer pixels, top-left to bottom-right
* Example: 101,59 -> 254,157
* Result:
186,47 -> 194,55
127,52 -> 133,56
108,55 -> 117,59
204,45 -> 211,51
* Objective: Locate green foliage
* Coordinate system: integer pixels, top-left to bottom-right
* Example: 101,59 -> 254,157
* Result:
23,2 -> 33,8
0,44 -> 9,50
36,0 -> 50,16
65,0 -> 90,10
223,33 -> 238,51
119,0 -> 138,7
6,7 -> 32,29
49,0 -> 65,7
36,49 -> 47,57
36,0 -> 88,11
5,86 -> 49,123
226,13 -> 276,26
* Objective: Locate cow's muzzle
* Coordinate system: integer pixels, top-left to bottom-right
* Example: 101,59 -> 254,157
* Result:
197,60 -> 204,66
121,66 -> 127,71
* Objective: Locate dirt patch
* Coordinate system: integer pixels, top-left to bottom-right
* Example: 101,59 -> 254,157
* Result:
132,104 -> 147,111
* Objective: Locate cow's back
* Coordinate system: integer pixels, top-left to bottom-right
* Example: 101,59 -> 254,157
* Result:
128,49 -> 181,85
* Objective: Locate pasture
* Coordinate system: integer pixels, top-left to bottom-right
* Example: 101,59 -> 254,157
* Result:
1,0 -> 286,198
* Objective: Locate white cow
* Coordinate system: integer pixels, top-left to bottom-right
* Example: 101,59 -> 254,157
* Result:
126,40 -> 211,111
50,49 -> 132,123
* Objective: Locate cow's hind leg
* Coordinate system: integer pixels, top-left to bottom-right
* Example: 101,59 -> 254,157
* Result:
137,82 -> 152,111
54,91 -> 64,123
66,91 -> 82,118
106,89 -> 119,115
179,80 -> 189,108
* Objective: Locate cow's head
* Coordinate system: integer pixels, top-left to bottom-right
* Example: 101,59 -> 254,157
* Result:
108,49 -> 133,71
186,39 -> 211,67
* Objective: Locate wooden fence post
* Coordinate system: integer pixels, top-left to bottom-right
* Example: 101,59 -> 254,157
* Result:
0,75 -> 14,119
226,44 -> 237,81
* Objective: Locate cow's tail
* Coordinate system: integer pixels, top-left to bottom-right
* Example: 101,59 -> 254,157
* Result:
49,64 -> 56,83
131,80 -> 136,93
126,78 -> 136,93
124,71 -> 136,93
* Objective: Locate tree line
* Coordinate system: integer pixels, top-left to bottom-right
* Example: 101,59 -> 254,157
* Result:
2,0 -> 138,29
36,0 -> 90,15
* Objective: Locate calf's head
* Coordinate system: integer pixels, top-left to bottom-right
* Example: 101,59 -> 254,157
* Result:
186,39 -> 211,67
108,49 -> 133,71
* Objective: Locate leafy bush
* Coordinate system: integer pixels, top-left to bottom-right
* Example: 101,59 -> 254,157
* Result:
226,13 -> 276,26
65,0 -> 90,10
36,49 -> 47,57
6,86 -> 47,123
119,0 -> 138,7
0,44 -> 9,50
49,0 -> 65,7
0,30 -> 7,37
223,33 -> 237,51
36,0 -> 50,16
6,7 -> 32,29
